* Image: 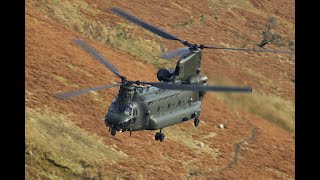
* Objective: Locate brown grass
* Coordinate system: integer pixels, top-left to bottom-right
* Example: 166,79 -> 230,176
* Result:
28,0 -> 174,68
25,107 -> 128,179
207,76 -> 294,132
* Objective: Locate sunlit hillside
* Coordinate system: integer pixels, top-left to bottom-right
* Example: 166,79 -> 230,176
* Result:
26,0 -> 294,179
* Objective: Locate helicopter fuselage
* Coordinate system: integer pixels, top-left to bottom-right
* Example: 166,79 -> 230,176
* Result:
105,49 -> 207,133
104,85 -> 205,132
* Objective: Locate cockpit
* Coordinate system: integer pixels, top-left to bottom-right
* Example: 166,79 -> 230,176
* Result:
105,97 -> 137,132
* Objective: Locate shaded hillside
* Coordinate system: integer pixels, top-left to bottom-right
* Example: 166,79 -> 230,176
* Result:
26,0 -> 294,179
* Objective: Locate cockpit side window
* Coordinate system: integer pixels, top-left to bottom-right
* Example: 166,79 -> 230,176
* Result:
109,98 -> 118,112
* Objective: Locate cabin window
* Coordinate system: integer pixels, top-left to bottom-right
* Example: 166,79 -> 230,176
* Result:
174,66 -> 180,76
133,109 -> 137,116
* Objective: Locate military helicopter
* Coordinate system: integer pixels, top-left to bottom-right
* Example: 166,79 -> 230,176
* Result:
56,8 -> 294,142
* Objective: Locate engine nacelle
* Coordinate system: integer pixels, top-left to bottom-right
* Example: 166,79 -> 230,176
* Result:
157,68 -> 175,82
200,75 -> 208,83
187,75 -> 208,84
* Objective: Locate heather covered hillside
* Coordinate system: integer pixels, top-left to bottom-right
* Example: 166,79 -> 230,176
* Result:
26,0 -> 294,179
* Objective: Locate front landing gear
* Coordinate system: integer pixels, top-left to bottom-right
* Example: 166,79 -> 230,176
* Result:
194,117 -> 200,127
111,128 -> 117,136
155,129 -> 165,142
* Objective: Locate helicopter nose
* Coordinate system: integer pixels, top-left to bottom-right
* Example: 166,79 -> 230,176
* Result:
105,112 -> 131,130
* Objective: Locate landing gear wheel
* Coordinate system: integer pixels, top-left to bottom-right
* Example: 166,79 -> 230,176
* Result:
155,129 -> 165,142
155,132 -> 160,141
111,128 -> 117,136
159,133 -> 165,142
194,118 -> 200,127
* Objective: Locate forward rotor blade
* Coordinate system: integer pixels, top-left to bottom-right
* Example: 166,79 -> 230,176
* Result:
160,47 -> 192,60
148,83 -> 252,93
73,39 -> 125,79
55,83 -> 121,100
202,45 -> 294,54
110,7 -> 182,41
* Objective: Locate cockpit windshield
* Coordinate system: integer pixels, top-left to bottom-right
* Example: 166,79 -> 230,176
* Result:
123,104 -> 132,115
108,97 -> 132,115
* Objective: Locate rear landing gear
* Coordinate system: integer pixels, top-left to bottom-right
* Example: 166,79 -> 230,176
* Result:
155,132 -> 160,140
155,129 -> 165,142
194,117 -> 200,127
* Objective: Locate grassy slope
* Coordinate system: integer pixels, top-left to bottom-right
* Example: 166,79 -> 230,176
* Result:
204,0 -> 295,132
206,76 -> 294,132
26,0 -> 294,179
26,108 -> 128,179
28,0 -> 173,68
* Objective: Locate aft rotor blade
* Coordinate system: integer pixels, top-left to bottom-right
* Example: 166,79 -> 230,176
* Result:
55,83 -> 121,99
160,47 -> 192,60
110,7 -> 182,41
202,45 -> 294,54
73,39 -> 125,79
148,83 -> 252,93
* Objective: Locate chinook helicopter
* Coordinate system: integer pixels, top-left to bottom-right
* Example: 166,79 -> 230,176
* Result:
56,8 -> 294,142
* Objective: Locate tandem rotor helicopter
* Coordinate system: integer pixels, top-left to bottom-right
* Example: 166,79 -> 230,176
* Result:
56,7 -> 294,142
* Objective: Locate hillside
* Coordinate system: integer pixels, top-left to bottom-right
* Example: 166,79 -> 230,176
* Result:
26,0 -> 294,179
